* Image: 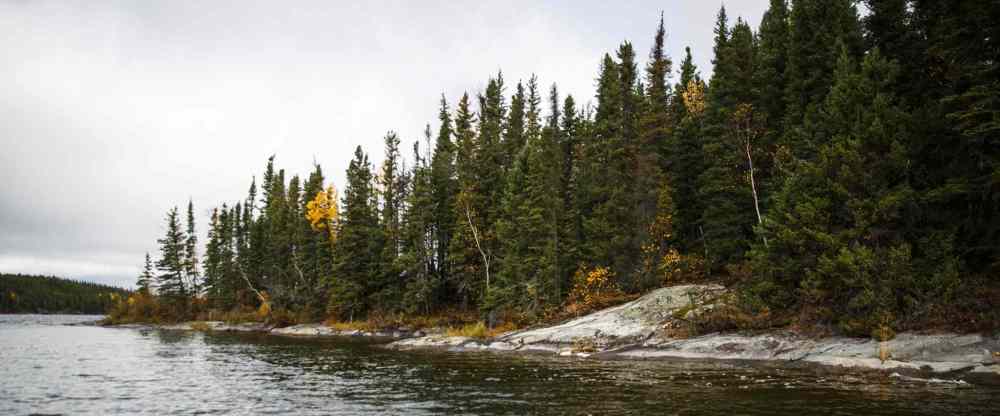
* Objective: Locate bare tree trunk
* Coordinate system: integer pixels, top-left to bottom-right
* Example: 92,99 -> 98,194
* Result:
236,261 -> 267,305
464,202 -> 491,292
290,245 -> 308,286
745,139 -> 768,247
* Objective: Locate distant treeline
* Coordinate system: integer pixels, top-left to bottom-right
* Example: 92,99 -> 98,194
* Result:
0,274 -> 130,314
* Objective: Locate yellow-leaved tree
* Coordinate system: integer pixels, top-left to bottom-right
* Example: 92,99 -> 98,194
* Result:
681,79 -> 706,118
306,185 -> 339,245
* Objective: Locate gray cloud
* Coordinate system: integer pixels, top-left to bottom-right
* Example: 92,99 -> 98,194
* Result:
0,0 -> 768,288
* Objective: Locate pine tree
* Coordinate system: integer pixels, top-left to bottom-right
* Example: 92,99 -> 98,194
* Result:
330,146 -> 383,319
579,54 -> 621,271
754,0 -> 789,127
256,157 -> 278,293
495,84 -> 563,314
751,48 -> 958,335
183,200 -> 200,295
449,92 -> 484,308
636,15 -> 673,288
476,73 -> 508,242
374,131 -> 405,310
298,163 -> 334,314
751,0 -> 790,210
137,252 -> 154,294
155,207 -> 187,299
429,96 -> 457,291
525,75 -> 542,146
782,0 -> 862,159
558,95 -> 582,290
219,204 -> 241,308
697,14 -> 758,272
613,41 -> 646,290
401,128 -> 440,314
202,208 -> 220,301
504,81 -> 527,172
911,0 -> 1000,273
239,177 -> 264,305
381,131 -> 404,257
667,48 -> 706,254
862,0 -> 923,100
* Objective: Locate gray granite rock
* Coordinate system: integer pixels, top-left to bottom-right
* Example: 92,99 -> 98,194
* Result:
385,284 -> 1000,383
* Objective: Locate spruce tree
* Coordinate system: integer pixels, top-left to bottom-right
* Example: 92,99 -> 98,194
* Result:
449,92 -> 485,308
667,47 -> 706,254
239,177 -> 265,304
579,54 -> 621,272
137,252 -> 154,294
219,204 -> 240,308
753,0 -> 789,128
401,129 -> 439,314
183,200 -> 199,295
751,48 -> 956,334
155,207 -> 187,299
613,41 -> 646,290
752,0 -> 790,207
697,11 -> 757,271
525,75 -> 542,145
504,81 -> 527,172
558,94 -> 582,290
782,0 -> 862,159
429,96 -> 457,290
330,146 -> 383,319
475,73 -> 508,243
381,131 -> 404,257
494,139 -> 532,311
202,208 -> 222,305
636,15 -> 673,288
912,0 -> 1000,273
495,84 -> 563,314
298,163 -> 333,313
375,131 -> 405,310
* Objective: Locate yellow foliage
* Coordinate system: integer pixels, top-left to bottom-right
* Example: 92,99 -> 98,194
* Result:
682,80 -> 706,117
305,185 -> 339,242
256,291 -> 272,319
190,321 -> 213,332
326,320 -> 375,332
660,249 -> 706,283
103,291 -> 162,324
446,321 -> 488,339
732,103 -> 754,124
568,266 -> 622,309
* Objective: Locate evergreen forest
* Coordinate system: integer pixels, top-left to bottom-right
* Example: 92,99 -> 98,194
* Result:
1,274 -> 130,314
116,1 -> 999,338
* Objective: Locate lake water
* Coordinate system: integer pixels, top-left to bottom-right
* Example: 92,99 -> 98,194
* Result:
1,314 -> 996,415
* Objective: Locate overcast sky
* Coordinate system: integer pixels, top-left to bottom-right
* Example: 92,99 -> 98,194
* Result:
0,0 -> 769,288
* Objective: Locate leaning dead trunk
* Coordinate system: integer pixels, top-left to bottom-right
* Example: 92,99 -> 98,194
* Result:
236,261 -> 270,316
745,138 -> 767,247
464,201 -> 491,292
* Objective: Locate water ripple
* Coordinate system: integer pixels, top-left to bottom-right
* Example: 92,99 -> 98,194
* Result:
1,314 -> 996,415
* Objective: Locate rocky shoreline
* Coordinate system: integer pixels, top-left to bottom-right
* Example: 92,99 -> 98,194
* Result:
106,284 -> 1000,385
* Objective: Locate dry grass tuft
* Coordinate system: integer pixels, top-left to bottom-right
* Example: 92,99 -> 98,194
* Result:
189,321 -> 213,332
